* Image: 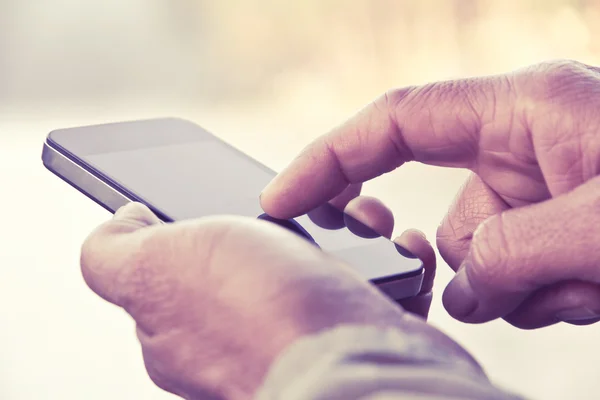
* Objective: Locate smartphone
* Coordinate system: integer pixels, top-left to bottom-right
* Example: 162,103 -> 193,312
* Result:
42,118 -> 424,300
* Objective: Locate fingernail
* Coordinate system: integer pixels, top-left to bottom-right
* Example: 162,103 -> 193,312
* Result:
261,177 -> 278,197
113,202 -> 157,226
113,202 -> 137,219
442,266 -> 479,320
405,228 -> 427,240
394,243 -> 417,258
556,307 -> 600,322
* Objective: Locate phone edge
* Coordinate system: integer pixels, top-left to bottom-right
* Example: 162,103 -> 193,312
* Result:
42,140 -> 132,213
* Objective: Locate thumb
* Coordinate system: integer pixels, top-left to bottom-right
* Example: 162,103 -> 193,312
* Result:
80,202 -> 162,304
442,176 -> 600,324
112,202 -> 163,231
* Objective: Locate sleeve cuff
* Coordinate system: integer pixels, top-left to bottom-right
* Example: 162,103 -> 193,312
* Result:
255,325 -> 523,400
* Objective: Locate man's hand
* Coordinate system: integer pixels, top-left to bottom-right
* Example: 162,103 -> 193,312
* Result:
80,202 -> 465,400
260,59 -> 600,329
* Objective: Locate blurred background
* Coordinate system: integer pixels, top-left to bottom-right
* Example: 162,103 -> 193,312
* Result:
1,0 -> 600,399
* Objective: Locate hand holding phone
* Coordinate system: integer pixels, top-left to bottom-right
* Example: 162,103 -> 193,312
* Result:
42,118 -> 425,301
77,201 -> 456,400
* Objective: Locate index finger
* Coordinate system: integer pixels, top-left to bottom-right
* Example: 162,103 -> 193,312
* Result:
260,76 -> 514,219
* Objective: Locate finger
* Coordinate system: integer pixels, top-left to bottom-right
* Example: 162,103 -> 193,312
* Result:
502,281 -> 600,329
437,173 -> 510,271
80,202 -> 162,304
261,77 -> 514,218
113,202 -> 164,228
307,184 -> 362,229
343,196 -> 395,239
395,230 -> 436,294
330,183 -> 363,209
442,176 -> 600,324
394,230 -> 437,319
565,317 -> 600,326
399,292 -> 433,321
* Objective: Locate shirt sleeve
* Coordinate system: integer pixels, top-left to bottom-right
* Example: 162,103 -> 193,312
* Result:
254,325 -> 524,400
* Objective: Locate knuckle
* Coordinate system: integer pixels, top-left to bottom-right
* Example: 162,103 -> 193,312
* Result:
423,78 -> 497,124
380,86 -> 418,111
436,175 -> 500,266
468,214 -> 513,287
436,218 -> 471,273
372,87 -> 419,161
436,216 -> 469,254
386,76 -> 511,124
435,218 -> 454,247
408,81 -> 470,118
433,79 -> 495,136
523,59 -> 600,103
537,59 -> 586,76
383,82 -> 482,161
534,59 -> 587,83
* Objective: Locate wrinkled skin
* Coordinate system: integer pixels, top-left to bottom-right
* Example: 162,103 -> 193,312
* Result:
81,203 -> 453,400
81,60 -> 600,399
261,59 -> 600,329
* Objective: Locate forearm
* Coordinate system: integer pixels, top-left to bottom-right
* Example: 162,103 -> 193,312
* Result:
255,325 -> 522,400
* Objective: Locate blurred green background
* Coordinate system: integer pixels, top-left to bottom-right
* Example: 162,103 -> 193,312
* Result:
1,1 -> 599,400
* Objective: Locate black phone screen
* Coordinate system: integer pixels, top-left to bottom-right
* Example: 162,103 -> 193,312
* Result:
48,119 -> 423,283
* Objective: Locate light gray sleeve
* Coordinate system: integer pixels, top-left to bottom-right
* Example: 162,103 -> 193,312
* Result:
254,326 -> 524,400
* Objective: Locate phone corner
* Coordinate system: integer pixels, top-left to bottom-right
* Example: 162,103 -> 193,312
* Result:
40,140 -> 58,170
45,128 -> 63,148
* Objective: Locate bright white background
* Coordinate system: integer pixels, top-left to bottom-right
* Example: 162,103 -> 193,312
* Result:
1,1 -> 600,399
